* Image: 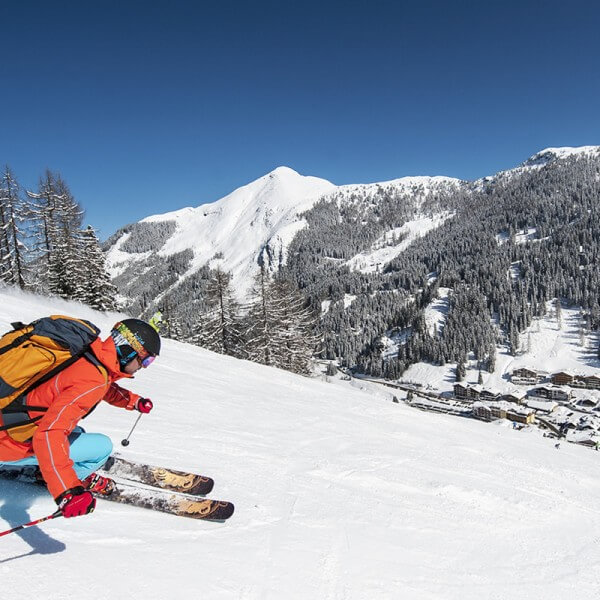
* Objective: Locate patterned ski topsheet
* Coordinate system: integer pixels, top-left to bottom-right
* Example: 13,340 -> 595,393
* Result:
0,469 -> 234,521
105,482 -> 234,521
101,455 -> 214,495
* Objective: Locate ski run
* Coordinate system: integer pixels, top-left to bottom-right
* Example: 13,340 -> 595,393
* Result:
1,286 -> 600,599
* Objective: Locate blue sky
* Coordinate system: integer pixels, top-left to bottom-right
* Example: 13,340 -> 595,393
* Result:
1,0 -> 599,238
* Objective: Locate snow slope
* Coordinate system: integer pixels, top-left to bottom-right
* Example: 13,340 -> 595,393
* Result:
346,212 -> 454,274
2,287 -> 600,599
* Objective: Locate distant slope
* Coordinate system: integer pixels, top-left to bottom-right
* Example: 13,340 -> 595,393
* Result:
2,286 -> 600,599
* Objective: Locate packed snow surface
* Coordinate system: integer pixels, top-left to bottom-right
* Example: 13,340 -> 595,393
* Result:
2,287 -> 600,599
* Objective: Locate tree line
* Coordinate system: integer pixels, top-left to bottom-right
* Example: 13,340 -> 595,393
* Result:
142,265 -> 318,375
282,154 -> 600,378
0,166 -> 116,311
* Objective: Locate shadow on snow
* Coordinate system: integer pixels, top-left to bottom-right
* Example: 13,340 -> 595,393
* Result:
0,479 -> 65,561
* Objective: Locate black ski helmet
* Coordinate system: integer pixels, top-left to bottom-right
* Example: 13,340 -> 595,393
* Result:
111,318 -> 161,368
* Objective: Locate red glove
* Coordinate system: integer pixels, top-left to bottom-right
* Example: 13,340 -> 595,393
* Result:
136,398 -> 153,414
83,473 -> 115,496
56,487 -> 96,518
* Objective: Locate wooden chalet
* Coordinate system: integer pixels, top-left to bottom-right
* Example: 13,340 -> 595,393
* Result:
584,375 -> 600,390
550,371 -> 600,390
453,383 -> 483,400
473,403 -> 506,422
453,383 -> 469,400
511,368 -> 542,385
479,388 -> 499,401
551,371 -> 574,386
506,407 -> 536,424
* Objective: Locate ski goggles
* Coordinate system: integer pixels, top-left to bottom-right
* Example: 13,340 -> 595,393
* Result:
118,346 -> 156,368
139,354 -> 155,368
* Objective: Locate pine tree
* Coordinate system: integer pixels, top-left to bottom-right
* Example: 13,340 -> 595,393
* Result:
326,361 -> 337,376
0,166 -> 27,288
487,343 -> 496,373
246,265 -> 275,366
76,225 -> 117,311
193,268 -> 244,357
555,297 -> 563,330
245,268 -> 319,374
269,277 -> 319,374
27,171 -> 83,298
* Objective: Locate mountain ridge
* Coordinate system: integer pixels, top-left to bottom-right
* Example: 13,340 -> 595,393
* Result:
104,146 -> 600,377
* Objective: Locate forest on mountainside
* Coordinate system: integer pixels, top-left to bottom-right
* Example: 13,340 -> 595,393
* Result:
282,155 -> 600,378
103,154 -> 600,380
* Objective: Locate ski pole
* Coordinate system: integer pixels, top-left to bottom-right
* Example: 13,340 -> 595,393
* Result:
121,413 -> 143,447
0,510 -> 62,538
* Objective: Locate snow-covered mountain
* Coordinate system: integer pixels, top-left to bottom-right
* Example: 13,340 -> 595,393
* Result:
106,166 -> 336,299
105,167 -> 463,305
106,146 -> 599,308
2,286 -> 600,599
475,145 -> 600,185
521,145 -> 600,168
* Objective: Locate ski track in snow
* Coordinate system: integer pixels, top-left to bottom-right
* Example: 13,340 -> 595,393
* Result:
1,287 -> 600,598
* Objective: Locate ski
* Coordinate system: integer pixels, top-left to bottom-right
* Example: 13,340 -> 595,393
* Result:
100,455 -> 214,495
100,481 -> 234,521
0,469 -> 234,521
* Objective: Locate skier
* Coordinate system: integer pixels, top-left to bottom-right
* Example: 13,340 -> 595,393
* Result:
149,308 -> 165,333
0,319 -> 160,519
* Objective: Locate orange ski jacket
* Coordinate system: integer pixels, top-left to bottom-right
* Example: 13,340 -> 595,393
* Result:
0,335 -> 142,499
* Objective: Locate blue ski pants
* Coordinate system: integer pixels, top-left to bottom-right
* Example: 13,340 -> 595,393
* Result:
0,428 -> 112,480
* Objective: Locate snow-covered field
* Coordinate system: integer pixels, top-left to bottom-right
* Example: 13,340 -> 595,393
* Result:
2,287 -> 600,599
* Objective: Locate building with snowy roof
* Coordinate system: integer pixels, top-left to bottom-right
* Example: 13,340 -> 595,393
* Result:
472,401 -> 535,424
524,399 -> 558,413
500,390 -> 527,405
511,368 -> 544,385
528,385 -> 572,402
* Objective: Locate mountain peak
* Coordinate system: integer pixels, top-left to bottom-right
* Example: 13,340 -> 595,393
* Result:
522,146 -> 600,168
267,165 -> 301,178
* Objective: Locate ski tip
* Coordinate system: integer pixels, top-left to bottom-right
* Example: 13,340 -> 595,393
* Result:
213,502 -> 235,521
195,478 -> 214,495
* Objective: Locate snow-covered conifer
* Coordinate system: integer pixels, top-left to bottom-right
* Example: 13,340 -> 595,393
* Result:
76,225 -> 117,311
193,268 -> 245,357
0,166 -> 27,288
27,170 -> 83,298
